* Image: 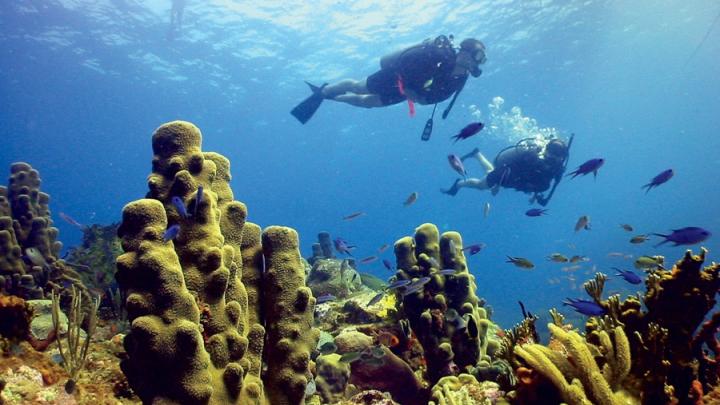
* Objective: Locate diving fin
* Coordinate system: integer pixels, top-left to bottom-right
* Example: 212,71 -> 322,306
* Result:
291,81 -> 327,124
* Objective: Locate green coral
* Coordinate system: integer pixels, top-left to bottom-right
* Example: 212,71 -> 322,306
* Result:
115,121 -> 318,404
392,223 -> 493,384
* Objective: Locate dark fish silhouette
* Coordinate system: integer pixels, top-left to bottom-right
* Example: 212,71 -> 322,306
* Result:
567,158 -> 605,179
450,122 -> 484,143
382,259 -> 393,271
653,227 -> 711,247
525,208 -> 548,217
343,211 -> 366,220
613,267 -> 642,285
462,243 -> 486,255
642,169 -> 674,193
334,238 -> 356,256
563,298 -> 606,316
316,293 -> 336,304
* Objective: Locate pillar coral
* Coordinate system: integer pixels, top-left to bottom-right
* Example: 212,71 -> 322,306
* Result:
0,162 -> 85,299
115,121 -> 318,404
392,223 -> 491,384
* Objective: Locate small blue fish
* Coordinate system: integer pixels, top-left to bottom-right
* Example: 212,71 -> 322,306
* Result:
171,196 -> 188,219
194,186 -> 204,217
316,293 -> 336,304
463,243 -> 486,256
382,259 -> 393,271
406,276 -> 431,289
387,279 -> 412,290
451,122 -> 484,143
525,208 -> 548,217
163,224 -> 180,242
653,227 -> 711,247
334,238 -> 356,256
438,269 -> 456,276
563,298 -> 606,316
613,267 -> 642,285
428,257 -> 440,269
567,158 -> 605,179
642,169 -> 673,193
367,291 -> 385,306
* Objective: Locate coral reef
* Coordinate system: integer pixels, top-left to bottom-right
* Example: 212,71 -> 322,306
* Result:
0,162 -> 86,299
0,295 -> 32,342
514,323 -> 634,405
114,121 -> 318,404
584,249 -> 720,404
429,373 -> 507,405
307,256 -> 364,299
392,223 -> 493,383
65,223 -> 122,295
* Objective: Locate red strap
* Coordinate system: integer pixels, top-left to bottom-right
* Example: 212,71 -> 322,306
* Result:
397,75 -> 415,118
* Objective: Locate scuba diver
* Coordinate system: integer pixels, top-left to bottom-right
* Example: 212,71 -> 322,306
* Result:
168,0 -> 186,39
291,35 -> 487,126
441,135 -> 574,206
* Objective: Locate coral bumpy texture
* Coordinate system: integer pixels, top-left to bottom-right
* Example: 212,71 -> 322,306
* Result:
115,121 -> 319,404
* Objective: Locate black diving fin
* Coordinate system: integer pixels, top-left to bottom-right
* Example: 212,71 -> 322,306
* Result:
291,81 -> 327,124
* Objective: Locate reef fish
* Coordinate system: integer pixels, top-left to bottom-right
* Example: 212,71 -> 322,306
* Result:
163,224 -> 180,242
463,243 -> 486,256
194,186 -> 204,217
339,352 -> 361,363
316,293 -> 336,304
438,269 -> 457,276
653,227 -> 711,247
403,192 -> 418,206
342,211 -> 366,221
630,235 -> 650,244
642,169 -> 674,193
378,244 -> 390,253
58,212 -> 86,230
451,122 -> 484,143
634,256 -> 664,270
483,202 -> 491,218
547,253 -> 569,263
367,291 -> 385,306
569,255 -> 588,264
574,216 -> 591,232
525,208 -> 548,217
567,158 -> 605,179
382,259 -> 393,271
563,298 -> 606,316
334,238 -> 356,256
506,256 -> 535,269
318,341 -> 337,355
377,332 -> 399,348
447,154 -> 467,178
620,224 -> 634,232
360,255 -> 378,264
613,267 -> 642,285
387,279 -> 412,290
171,196 -> 188,219
24,247 -> 47,267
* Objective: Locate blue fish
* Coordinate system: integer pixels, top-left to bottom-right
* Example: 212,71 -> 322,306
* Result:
525,208 -> 548,217
642,169 -> 673,193
613,267 -> 642,285
451,122 -> 484,143
163,224 -> 180,242
334,237 -> 356,256
563,298 -> 606,316
386,279 -> 412,290
316,293 -> 336,304
567,158 -> 605,179
382,259 -> 393,271
653,227 -> 711,247
194,186 -> 204,217
171,196 -> 188,219
438,269 -> 456,276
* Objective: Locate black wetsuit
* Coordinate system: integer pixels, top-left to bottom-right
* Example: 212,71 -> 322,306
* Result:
366,39 -> 468,106
486,147 -> 564,194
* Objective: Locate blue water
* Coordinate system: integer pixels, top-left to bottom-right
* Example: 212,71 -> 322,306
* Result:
1,0 -> 719,329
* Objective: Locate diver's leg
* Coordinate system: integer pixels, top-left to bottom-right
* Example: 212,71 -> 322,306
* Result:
322,79 -> 369,98
460,149 -> 494,173
441,177 -> 489,196
332,94 -> 384,108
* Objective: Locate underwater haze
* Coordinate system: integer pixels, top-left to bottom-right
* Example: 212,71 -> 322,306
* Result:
1,0 -> 719,328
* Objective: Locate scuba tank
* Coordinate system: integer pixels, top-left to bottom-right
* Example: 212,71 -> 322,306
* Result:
380,35 -> 454,70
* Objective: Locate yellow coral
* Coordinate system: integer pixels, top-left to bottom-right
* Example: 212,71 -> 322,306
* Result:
514,323 -> 636,405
